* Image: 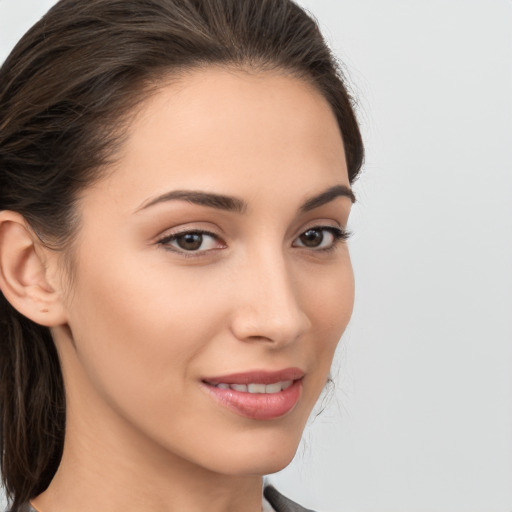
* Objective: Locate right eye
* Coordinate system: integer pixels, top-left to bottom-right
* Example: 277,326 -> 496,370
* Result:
157,230 -> 224,254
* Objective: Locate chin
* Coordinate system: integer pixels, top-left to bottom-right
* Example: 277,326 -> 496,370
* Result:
201,425 -> 304,477
218,450 -> 298,477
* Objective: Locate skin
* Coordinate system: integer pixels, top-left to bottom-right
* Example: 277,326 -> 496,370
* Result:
3,67 -> 355,512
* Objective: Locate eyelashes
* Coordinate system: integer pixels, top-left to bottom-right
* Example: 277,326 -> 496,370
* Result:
156,225 -> 351,257
293,226 -> 350,250
158,229 -> 224,253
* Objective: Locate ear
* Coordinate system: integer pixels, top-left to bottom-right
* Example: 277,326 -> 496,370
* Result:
0,211 -> 67,327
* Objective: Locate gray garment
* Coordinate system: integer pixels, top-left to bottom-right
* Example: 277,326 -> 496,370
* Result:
15,485 -> 315,512
264,486 -> 315,512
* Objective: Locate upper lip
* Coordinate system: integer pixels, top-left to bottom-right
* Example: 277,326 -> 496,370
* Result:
203,367 -> 305,385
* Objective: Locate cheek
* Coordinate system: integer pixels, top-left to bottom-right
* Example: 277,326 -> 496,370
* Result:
295,253 -> 355,394
304,253 -> 355,341
64,248 -> 221,411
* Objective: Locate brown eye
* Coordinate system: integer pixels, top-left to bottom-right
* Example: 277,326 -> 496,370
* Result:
293,226 -> 348,250
158,230 -> 223,253
299,229 -> 324,247
176,232 -> 203,251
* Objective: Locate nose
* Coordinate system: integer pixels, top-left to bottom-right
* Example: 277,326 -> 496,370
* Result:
229,249 -> 311,347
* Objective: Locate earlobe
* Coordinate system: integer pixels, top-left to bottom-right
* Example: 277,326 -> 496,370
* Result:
0,211 -> 67,327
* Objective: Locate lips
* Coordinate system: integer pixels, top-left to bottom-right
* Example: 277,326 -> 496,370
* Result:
201,367 -> 304,420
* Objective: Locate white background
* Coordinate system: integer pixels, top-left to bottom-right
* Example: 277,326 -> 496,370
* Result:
1,1 -> 511,511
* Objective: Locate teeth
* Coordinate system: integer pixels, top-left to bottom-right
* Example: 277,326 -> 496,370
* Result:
265,382 -> 282,394
214,381 -> 294,394
281,380 -> 293,390
248,383 -> 266,393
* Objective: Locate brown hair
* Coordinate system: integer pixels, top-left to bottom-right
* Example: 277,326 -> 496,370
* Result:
0,0 -> 364,509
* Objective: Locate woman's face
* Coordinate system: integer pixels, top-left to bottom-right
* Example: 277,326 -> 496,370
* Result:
54,67 -> 355,476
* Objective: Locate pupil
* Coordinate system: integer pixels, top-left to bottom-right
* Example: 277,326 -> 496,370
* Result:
178,233 -> 202,250
301,229 -> 323,247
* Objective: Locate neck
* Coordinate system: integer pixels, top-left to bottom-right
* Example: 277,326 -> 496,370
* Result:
33,410 -> 264,512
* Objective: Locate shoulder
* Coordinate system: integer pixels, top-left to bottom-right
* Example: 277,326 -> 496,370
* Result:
264,484 -> 317,512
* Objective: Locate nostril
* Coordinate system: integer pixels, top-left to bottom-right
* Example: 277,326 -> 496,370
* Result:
230,310 -> 310,347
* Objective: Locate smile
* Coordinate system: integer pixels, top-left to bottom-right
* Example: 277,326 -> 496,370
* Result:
209,381 -> 293,393
201,368 -> 304,420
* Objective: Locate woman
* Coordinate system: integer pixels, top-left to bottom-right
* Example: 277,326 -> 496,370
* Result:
0,1 -> 364,511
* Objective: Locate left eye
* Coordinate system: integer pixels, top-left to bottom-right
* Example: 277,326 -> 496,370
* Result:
293,226 -> 347,250
158,230 -> 222,252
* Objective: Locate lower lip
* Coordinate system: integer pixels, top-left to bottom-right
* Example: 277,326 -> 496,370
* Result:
202,379 -> 303,420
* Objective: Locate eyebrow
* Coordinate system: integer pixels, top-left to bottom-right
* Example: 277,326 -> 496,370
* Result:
300,185 -> 356,212
137,189 -> 247,214
136,184 -> 355,214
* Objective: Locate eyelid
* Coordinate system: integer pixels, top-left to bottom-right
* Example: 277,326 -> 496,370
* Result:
292,224 -> 352,251
156,228 -> 225,256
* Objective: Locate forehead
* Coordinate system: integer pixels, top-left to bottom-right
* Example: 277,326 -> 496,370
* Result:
87,67 -> 348,212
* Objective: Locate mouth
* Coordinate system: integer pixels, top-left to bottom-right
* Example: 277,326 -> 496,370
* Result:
201,368 -> 304,420
207,380 -> 294,394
